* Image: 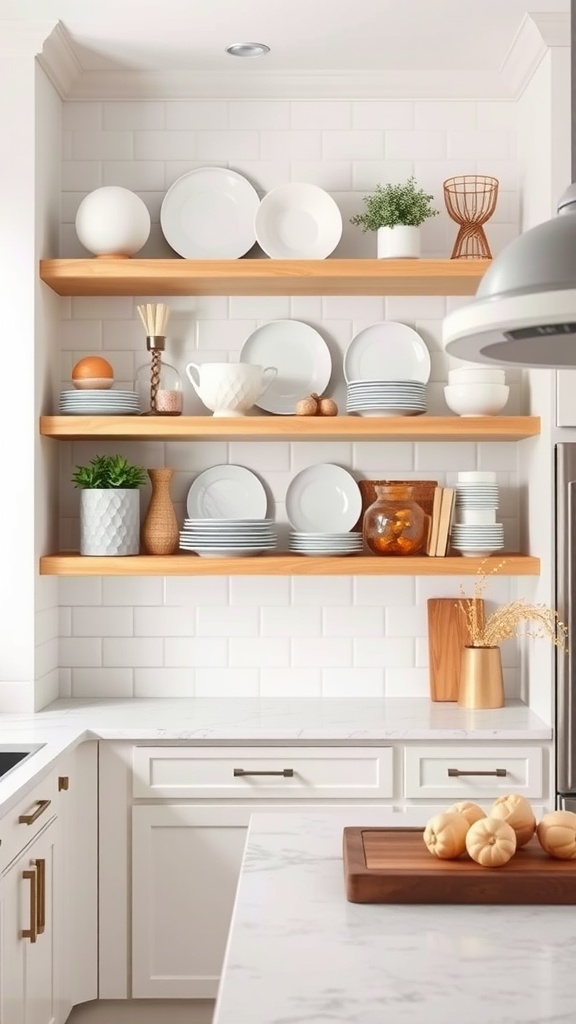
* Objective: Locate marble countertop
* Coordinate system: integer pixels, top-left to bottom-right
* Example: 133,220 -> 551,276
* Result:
215,808 -> 576,1024
0,697 -> 551,817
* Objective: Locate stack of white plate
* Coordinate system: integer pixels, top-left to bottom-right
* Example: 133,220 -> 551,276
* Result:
179,519 -> 277,559
289,532 -> 363,557
59,390 -> 141,415
346,380 -> 427,417
451,471 -> 504,557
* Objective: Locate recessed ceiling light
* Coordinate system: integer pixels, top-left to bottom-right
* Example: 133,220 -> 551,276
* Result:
225,42 -> 270,58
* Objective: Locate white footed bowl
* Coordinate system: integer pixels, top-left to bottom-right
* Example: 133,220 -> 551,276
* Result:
75,186 -> 151,257
444,382 -> 509,417
449,367 -> 506,385
186,361 -> 277,417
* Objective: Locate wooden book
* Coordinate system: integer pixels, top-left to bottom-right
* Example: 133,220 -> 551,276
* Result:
425,486 -> 443,556
434,487 -> 455,557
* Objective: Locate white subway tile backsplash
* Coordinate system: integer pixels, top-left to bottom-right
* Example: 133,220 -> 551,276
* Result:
134,607 -> 195,637
230,101 -> 290,129
260,667 -> 322,698
292,101 -> 351,130
195,668 -> 259,697
229,637 -> 289,668
103,102 -> 165,130
354,637 -> 414,668
71,668 -> 134,699
323,130 -> 384,161
73,607 -> 134,637
261,607 -> 322,637
292,636 -> 352,668
103,637 -> 163,667
166,102 -> 228,130
56,94 -> 521,701
322,668 -> 385,698
165,637 -> 228,667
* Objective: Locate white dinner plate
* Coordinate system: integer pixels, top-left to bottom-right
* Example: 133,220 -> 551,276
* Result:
240,320 -> 332,415
343,322 -> 431,384
186,465 -> 268,520
285,464 -> 361,533
254,183 -> 342,259
160,167 -> 260,259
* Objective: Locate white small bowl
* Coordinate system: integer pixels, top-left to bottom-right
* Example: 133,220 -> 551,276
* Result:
444,383 -> 510,417
457,471 -> 497,483
449,367 -> 506,385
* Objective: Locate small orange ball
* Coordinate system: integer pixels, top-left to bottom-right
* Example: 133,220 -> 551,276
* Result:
72,356 -> 114,390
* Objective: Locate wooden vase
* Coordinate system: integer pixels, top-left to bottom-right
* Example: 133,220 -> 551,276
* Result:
141,468 -> 179,555
458,646 -> 504,709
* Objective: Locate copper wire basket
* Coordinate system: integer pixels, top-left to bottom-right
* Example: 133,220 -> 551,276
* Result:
443,175 -> 499,259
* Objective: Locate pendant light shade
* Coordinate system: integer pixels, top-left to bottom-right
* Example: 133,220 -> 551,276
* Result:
443,4 -> 576,368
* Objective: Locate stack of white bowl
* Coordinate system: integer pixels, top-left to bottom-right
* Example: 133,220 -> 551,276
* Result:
179,519 -> 277,558
444,367 -> 509,417
450,471 -> 504,557
288,532 -> 363,557
346,380 -> 427,418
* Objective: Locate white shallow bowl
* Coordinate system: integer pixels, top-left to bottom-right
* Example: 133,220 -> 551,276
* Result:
457,471 -> 497,483
458,509 -> 497,525
448,367 -> 506,385
255,183 -> 342,259
444,383 -> 510,417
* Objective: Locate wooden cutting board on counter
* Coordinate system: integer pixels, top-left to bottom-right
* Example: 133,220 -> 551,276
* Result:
427,597 -> 485,701
343,828 -> 576,904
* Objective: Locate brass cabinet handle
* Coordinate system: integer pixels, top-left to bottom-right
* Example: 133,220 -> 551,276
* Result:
22,869 -> 37,943
58,776 -> 69,792
447,768 -> 507,778
19,799 -> 51,825
36,859 -> 46,935
233,768 -> 295,778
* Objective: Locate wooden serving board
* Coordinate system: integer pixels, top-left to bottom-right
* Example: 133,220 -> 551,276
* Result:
343,828 -> 576,904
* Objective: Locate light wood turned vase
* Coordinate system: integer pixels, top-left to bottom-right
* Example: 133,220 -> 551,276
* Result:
141,468 -> 179,555
458,646 -> 504,709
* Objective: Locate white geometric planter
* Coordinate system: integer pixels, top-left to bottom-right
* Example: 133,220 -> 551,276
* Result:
377,225 -> 420,259
80,489 -> 140,556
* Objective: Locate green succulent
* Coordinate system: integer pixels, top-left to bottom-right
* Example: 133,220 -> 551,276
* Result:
350,177 -> 439,232
72,455 -> 147,489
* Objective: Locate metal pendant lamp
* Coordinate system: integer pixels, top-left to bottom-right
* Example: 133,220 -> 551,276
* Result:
443,2 -> 576,368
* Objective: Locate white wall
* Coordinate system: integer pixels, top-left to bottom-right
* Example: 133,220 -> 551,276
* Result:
55,97 -> 524,702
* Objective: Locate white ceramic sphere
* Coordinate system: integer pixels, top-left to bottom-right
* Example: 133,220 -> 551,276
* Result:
75,186 -> 151,257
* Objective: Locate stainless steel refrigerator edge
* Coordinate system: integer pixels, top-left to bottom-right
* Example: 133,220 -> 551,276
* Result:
555,443 -> 576,811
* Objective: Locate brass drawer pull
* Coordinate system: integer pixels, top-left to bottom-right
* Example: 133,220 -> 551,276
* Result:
19,799 -> 51,825
233,768 -> 295,778
36,858 -> 46,935
447,768 -> 507,778
22,869 -> 37,943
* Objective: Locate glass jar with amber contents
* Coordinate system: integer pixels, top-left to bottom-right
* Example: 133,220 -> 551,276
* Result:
363,483 -> 427,556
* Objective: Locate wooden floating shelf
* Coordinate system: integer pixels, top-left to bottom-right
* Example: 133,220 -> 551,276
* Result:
39,258 -> 490,297
39,415 -> 540,443
39,554 -> 540,577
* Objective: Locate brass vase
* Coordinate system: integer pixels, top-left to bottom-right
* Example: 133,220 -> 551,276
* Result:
141,468 -> 179,555
458,646 -> 504,709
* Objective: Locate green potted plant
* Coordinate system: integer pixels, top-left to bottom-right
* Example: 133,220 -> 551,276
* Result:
350,176 -> 438,259
72,454 -> 147,556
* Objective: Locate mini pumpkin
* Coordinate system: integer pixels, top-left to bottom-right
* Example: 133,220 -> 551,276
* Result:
490,793 -> 536,847
445,801 -> 486,827
536,810 -> 576,860
423,811 -> 469,860
465,816 -> 516,867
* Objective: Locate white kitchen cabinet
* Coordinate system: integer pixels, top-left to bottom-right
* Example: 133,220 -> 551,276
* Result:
0,817 -> 60,1024
403,744 -> 544,800
557,370 -> 576,425
132,804 -> 250,998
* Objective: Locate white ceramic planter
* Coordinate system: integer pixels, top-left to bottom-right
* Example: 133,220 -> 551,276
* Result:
80,489 -> 140,556
377,225 -> 420,259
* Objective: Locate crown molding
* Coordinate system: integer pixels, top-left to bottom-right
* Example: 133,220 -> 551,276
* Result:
0,19 -> 58,58
65,67 -> 508,101
37,22 -> 83,98
500,12 -> 569,98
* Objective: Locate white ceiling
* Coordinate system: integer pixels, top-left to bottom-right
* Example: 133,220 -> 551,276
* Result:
1,0 -> 570,74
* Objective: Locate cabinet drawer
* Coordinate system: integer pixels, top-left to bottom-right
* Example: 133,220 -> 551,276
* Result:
0,771 -> 57,874
404,746 -> 543,800
132,746 -> 393,800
